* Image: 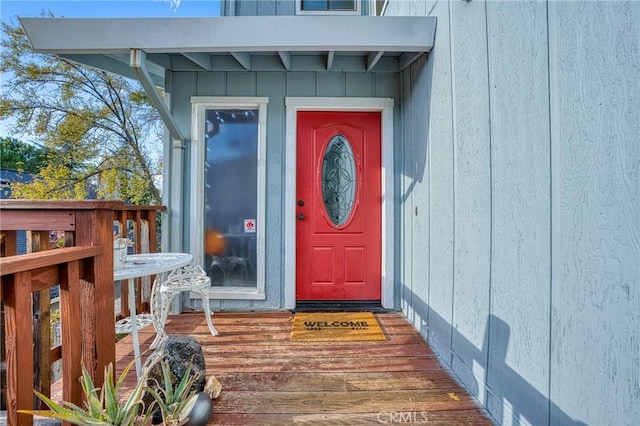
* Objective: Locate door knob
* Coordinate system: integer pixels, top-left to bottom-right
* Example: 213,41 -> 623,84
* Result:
297,213 -> 305,220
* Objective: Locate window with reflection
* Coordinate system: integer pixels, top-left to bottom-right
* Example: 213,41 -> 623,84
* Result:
204,109 -> 258,288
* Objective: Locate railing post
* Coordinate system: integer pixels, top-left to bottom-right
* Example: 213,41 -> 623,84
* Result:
59,260 -> 82,406
4,271 -> 35,426
0,230 -> 16,413
74,208 -> 115,385
32,231 -> 51,408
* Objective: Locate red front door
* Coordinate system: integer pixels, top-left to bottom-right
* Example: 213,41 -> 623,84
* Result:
296,111 -> 381,301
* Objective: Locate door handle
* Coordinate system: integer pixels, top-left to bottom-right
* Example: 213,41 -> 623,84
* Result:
297,213 -> 305,220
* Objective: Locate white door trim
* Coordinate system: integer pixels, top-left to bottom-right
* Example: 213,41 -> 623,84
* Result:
284,97 -> 395,309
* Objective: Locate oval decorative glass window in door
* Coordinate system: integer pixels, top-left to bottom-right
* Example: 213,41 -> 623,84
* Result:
321,134 -> 357,226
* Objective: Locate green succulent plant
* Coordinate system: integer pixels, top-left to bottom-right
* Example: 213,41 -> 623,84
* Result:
19,354 -> 211,426
145,358 -> 203,426
19,360 -> 153,425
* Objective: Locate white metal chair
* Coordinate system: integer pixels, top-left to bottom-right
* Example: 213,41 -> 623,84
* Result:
150,264 -> 218,349
114,312 -> 156,335
114,289 -> 157,335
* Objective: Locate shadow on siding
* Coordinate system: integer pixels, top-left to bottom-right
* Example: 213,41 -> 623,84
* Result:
401,286 -> 587,426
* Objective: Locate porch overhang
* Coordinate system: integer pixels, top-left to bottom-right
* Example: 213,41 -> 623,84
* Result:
20,15 -> 435,146
20,15 -> 437,84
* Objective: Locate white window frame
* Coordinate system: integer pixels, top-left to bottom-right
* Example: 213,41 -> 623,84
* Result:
190,96 -> 268,300
296,0 -> 361,15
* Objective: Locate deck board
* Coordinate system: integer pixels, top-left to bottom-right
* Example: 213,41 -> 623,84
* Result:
115,311 -> 494,425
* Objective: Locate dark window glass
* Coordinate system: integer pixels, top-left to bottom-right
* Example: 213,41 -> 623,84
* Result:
330,0 -> 356,10
204,109 -> 258,288
301,0 -> 356,11
302,0 -> 327,10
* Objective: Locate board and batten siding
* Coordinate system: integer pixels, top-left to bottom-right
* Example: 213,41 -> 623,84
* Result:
388,0 -> 639,425
170,70 -> 395,311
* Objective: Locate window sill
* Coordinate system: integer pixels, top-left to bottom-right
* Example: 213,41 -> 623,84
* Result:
191,288 -> 266,300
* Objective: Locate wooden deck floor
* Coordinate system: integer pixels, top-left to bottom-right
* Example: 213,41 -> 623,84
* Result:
115,311 -> 494,425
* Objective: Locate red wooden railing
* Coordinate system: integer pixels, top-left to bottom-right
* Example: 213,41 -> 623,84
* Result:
0,200 -> 165,425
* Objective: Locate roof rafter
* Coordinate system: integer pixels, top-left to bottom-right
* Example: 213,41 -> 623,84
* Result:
327,51 -> 335,71
181,53 -> 211,70
398,52 -> 424,71
278,51 -> 291,71
367,51 -> 384,72
230,52 -> 251,70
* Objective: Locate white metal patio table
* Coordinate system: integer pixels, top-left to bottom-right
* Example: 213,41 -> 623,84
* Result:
114,252 -> 192,378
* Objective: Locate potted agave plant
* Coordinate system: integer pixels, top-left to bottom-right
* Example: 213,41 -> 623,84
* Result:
18,357 -> 213,426
145,359 -> 212,426
19,361 -> 152,425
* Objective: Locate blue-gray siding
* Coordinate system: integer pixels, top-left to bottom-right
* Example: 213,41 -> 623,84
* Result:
389,0 -> 639,425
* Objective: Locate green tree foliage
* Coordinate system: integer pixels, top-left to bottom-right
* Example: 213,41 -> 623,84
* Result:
0,137 -> 47,173
0,18 -> 163,204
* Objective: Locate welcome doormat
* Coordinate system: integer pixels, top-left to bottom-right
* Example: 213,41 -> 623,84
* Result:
290,312 -> 386,342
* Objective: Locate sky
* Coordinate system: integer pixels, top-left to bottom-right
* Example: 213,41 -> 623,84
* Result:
0,0 -> 221,138
1,0 -> 221,22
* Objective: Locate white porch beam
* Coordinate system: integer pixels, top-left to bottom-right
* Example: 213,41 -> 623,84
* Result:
129,49 -> 184,143
278,51 -> 291,71
367,51 -> 384,72
230,52 -> 251,70
20,16 -> 435,54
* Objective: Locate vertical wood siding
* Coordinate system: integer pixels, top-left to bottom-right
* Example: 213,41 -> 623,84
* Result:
409,53 -> 430,362
389,0 -> 640,425
237,0 -> 257,17
486,2 -> 551,424
425,0 -> 455,369
548,1 -> 640,424
399,62 -> 414,318
448,0 -> 492,407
